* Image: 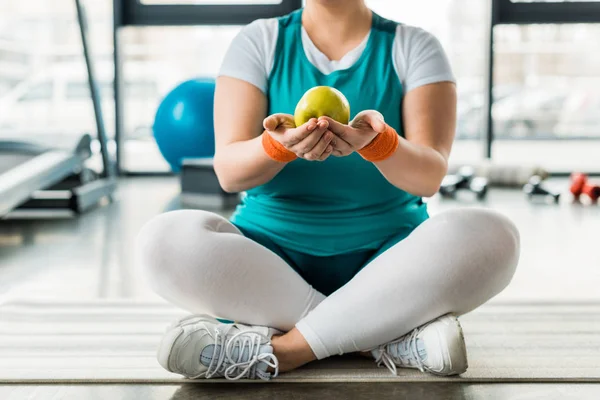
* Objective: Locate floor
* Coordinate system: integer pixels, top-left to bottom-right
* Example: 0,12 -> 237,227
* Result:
1,177 -> 599,398
2,383 -> 600,400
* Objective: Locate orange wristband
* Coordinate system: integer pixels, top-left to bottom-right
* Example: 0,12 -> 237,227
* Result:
262,132 -> 297,163
358,125 -> 399,162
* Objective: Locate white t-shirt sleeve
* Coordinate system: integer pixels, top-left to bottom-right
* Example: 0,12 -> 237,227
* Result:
393,25 -> 456,93
218,18 -> 279,94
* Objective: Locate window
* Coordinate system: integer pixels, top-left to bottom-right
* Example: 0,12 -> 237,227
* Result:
510,0 -> 599,2
119,25 -> 243,172
17,82 -> 54,102
492,24 -> 600,140
114,0 -> 302,172
492,23 -> 600,171
140,0 -> 282,3
125,81 -> 158,98
66,82 -> 114,99
0,0 -> 113,142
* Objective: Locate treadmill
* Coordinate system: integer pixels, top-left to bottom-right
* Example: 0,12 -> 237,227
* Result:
0,0 -> 116,219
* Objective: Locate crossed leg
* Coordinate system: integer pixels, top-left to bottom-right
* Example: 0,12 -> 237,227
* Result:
136,208 -> 519,371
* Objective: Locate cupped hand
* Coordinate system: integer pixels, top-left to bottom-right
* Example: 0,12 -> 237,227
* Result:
263,114 -> 335,161
320,110 -> 387,157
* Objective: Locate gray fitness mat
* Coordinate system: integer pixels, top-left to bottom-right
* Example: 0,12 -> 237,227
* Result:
1,300 -> 599,383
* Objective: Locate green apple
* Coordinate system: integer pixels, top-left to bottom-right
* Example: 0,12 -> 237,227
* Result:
294,86 -> 350,127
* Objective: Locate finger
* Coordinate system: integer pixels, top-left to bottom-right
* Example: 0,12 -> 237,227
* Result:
351,110 -> 386,133
263,115 -> 279,132
318,116 -> 350,139
263,113 -> 295,132
332,135 -> 354,155
304,130 -> 334,161
284,118 -> 319,146
318,145 -> 334,161
291,120 -> 328,154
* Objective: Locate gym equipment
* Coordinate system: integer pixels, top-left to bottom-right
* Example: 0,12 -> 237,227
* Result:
570,173 -> 600,203
448,161 -> 549,188
0,0 -> 115,219
153,78 -> 216,172
523,176 -> 561,204
439,166 -> 489,200
570,173 -> 587,196
180,158 -> 240,210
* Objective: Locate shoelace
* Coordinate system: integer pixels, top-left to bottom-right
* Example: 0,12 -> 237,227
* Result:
224,331 -> 279,380
375,327 -> 425,375
204,325 -> 279,381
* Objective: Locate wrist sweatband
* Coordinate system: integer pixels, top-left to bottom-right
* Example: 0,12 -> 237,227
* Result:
262,132 -> 297,163
358,124 -> 399,162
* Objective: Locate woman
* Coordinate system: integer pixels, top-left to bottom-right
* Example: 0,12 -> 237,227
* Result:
136,0 -> 520,381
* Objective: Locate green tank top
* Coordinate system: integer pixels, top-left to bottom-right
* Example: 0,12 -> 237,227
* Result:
231,10 -> 429,256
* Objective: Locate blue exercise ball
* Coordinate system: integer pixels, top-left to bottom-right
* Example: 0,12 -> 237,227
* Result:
153,78 -> 215,172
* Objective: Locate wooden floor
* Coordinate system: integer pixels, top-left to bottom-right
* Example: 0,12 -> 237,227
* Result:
1,177 -> 599,399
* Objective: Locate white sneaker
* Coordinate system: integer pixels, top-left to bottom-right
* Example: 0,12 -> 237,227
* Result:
371,314 -> 468,376
157,315 -> 280,381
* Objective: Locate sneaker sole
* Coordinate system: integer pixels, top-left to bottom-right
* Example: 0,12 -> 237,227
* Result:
157,325 -> 186,373
427,314 -> 468,376
158,314 -> 220,375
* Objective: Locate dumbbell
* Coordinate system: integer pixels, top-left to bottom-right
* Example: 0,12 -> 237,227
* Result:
523,175 -> 560,203
570,173 -> 600,203
440,166 -> 489,200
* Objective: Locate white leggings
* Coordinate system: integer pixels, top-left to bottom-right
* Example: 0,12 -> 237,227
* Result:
135,208 -> 519,359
